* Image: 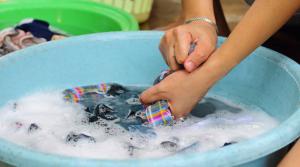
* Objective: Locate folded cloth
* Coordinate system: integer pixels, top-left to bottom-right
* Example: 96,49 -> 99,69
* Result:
0,18 -> 66,57
0,28 -> 47,57
16,19 -> 65,41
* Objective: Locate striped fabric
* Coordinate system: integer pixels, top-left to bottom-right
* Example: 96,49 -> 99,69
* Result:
63,83 -> 108,103
145,100 -> 173,126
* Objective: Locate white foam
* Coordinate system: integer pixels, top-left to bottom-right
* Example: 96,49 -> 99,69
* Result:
0,91 -> 278,159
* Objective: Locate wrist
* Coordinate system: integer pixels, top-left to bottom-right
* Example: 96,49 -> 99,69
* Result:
190,50 -> 235,90
184,15 -> 216,24
177,13 -> 185,24
204,49 -> 237,79
182,0 -> 215,23
186,18 -> 218,34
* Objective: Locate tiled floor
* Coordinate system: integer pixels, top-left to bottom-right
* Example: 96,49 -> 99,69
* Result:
141,0 -> 250,30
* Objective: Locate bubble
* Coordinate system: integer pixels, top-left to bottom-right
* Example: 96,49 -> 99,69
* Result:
0,90 -> 278,159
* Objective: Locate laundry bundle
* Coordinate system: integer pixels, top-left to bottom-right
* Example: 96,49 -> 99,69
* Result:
63,70 -> 175,127
0,19 -> 66,57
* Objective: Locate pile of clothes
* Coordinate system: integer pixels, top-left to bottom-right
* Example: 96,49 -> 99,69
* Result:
0,19 -> 66,57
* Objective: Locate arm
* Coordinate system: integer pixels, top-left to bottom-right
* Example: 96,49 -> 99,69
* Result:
278,139 -> 300,167
182,0 -> 215,23
199,0 -> 300,81
159,0 -> 217,72
141,0 -> 300,118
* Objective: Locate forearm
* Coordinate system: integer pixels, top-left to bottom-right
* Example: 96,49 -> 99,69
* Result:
191,0 -> 300,87
278,139 -> 300,167
219,0 -> 300,69
181,0 -> 215,22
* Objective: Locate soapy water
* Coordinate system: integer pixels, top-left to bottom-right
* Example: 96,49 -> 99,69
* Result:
0,88 -> 278,159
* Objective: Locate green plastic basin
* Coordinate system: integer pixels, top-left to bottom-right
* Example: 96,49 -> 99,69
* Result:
0,0 -> 139,35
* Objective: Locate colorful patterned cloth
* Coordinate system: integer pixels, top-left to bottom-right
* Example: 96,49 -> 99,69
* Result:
144,100 -> 173,126
63,83 -> 108,103
145,69 -> 174,126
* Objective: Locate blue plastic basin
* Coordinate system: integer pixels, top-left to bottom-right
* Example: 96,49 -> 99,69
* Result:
0,32 -> 299,167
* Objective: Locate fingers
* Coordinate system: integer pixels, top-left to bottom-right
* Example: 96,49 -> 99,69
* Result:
168,46 -> 181,71
140,86 -> 188,119
160,27 -> 193,71
173,29 -> 192,64
160,23 -> 217,73
140,84 -> 165,104
159,32 -> 180,71
184,40 -> 215,72
159,36 -> 170,66
168,99 -> 189,119
140,87 -> 186,120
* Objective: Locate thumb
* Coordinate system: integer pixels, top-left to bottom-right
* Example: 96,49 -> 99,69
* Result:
140,84 -> 164,104
184,42 -> 211,72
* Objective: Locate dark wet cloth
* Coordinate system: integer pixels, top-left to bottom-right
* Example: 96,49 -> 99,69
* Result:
63,83 -> 148,129
66,132 -> 96,145
63,82 -> 173,127
16,19 -> 58,41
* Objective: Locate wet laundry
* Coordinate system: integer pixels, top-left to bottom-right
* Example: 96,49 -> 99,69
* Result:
160,141 -> 178,152
28,123 -> 39,133
63,83 -> 148,129
64,70 -> 175,128
66,132 -> 96,145
63,82 -> 175,128
62,83 -> 243,156
222,141 -> 237,147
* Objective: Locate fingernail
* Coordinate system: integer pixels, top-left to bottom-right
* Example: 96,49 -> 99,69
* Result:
185,61 -> 195,72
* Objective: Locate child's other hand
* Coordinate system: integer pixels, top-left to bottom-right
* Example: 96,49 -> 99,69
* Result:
159,21 -> 217,72
140,70 -> 209,119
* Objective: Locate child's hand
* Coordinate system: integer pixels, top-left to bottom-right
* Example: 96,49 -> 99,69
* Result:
159,21 -> 217,72
140,70 -> 209,119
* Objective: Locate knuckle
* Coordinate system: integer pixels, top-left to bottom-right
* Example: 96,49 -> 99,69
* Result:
176,55 -> 185,64
139,94 -> 146,102
172,27 -> 184,36
165,36 -> 173,44
165,30 -> 173,38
